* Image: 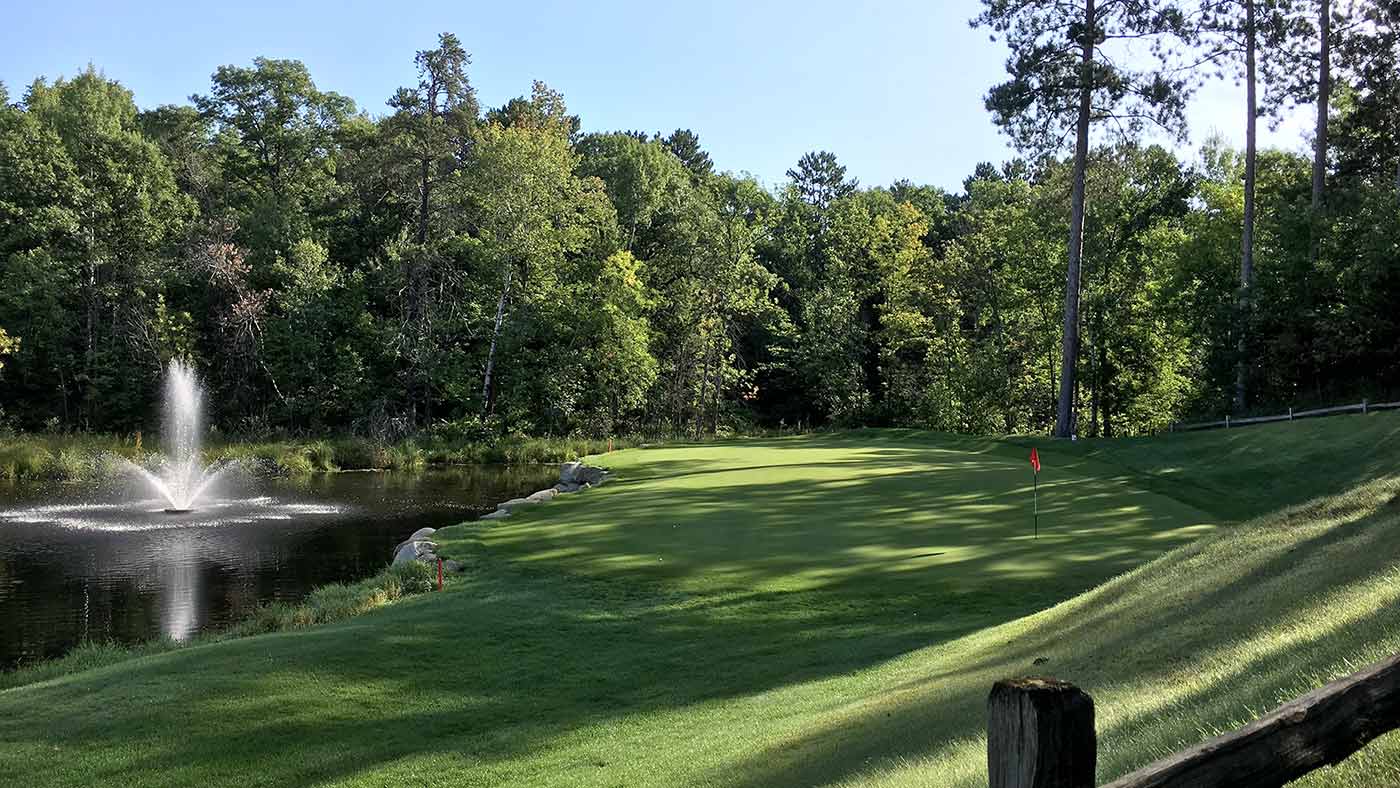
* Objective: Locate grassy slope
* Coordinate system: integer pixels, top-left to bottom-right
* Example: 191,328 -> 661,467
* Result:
1,416 -> 1398,786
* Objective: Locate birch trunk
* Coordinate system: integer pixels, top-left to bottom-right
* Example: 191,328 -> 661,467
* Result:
481,264 -> 513,416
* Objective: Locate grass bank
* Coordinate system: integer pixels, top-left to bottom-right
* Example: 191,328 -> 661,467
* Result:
0,433 -> 632,481
0,561 -> 437,692
1,415 -> 1398,785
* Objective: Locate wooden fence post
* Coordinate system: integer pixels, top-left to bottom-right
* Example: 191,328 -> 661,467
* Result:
1225,414 -> 1230,429
1289,406 -> 1294,421
1363,399 -> 1369,415
989,678 -> 1096,788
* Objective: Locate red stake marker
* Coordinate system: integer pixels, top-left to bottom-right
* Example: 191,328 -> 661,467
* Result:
1029,448 -> 1041,539
437,557 -> 443,591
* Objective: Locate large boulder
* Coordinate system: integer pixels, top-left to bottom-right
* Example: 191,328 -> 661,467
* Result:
480,508 -> 510,520
575,465 -> 608,485
407,527 -> 437,541
554,482 -> 582,494
392,539 -> 436,564
559,461 -> 583,484
526,488 -> 558,503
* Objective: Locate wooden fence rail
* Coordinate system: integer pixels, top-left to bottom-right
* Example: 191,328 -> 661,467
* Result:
1170,399 -> 1400,433
988,651 -> 1400,788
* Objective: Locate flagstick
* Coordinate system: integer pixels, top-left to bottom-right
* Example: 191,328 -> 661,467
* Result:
1033,470 -> 1039,539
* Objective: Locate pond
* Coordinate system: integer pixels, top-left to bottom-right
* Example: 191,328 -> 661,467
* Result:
0,466 -> 557,669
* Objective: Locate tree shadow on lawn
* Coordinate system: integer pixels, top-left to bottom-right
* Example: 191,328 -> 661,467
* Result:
480,451 -> 1213,598
0,438 -> 1215,786
719,478 -> 1400,788
0,557 -> 1005,787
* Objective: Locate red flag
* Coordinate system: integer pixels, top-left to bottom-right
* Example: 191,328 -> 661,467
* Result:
1029,447 -> 1041,474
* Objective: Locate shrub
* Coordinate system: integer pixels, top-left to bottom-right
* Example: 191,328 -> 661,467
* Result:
331,437 -> 381,470
274,447 -> 314,476
223,560 -> 438,640
0,444 -> 53,480
305,582 -> 359,623
385,440 -> 424,471
52,448 -> 94,481
384,560 -> 435,596
305,441 -> 338,472
230,602 -> 297,636
427,415 -> 501,445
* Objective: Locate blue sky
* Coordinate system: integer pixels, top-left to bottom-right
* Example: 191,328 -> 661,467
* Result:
1,0 -> 1312,192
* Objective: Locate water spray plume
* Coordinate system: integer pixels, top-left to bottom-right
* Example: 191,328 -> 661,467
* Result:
122,359 -> 233,512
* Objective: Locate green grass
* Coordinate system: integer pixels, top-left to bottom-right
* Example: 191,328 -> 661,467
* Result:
2,415 -> 1399,786
0,433 -> 153,481
1034,410 -> 1400,520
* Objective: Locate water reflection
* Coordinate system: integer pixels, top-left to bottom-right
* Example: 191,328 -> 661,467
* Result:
158,535 -> 199,641
0,466 -> 557,668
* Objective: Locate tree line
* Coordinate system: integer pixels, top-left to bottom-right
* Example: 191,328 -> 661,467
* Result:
0,1 -> 1396,441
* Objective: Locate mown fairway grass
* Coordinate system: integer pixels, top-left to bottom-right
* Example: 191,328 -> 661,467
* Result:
2,415 -> 1399,786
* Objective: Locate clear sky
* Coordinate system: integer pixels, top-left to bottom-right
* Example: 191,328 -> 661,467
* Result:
1,0 -> 1313,192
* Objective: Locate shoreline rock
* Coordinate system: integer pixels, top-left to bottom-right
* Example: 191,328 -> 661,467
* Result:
393,461 -> 611,565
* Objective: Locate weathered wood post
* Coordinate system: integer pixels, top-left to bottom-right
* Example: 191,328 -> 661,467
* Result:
989,677 -> 1096,788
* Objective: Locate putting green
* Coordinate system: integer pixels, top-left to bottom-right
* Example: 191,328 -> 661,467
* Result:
476,432 -> 1214,600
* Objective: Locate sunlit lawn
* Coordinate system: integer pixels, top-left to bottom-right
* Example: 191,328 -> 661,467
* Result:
2,417 -> 1399,786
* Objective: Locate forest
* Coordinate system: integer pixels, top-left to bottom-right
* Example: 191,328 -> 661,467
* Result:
0,0 -> 1396,441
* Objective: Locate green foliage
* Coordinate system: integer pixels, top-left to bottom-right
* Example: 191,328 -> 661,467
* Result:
384,440 -> 424,471
0,327 -> 17,372
230,561 -> 435,637
273,447 -> 314,476
0,434 -> 151,481
0,68 -> 190,430
973,0 -> 1193,155
0,443 -> 49,480
303,440 -> 337,472
1,31 -> 1396,440
327,437 -> 385,470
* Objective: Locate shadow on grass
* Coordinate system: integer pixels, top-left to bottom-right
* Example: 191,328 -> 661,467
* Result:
718,478 -> 1400,788
0,435 -> 1221,787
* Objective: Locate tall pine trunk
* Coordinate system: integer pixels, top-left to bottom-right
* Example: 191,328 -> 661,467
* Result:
1055,0 -> 1095,439
694,339 -> 712,440
1310,0 -> 1330,264
1236,0 -> 1258,413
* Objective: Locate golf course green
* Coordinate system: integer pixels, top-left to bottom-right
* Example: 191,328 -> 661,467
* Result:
3,416 -> 1399,787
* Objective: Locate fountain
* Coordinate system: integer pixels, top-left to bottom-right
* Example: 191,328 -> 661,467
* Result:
124,359 -> 233,513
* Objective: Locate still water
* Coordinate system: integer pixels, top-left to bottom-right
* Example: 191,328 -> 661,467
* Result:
0,466 -> 556,669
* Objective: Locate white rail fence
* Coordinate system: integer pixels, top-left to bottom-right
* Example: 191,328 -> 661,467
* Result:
1170,399 -> 1400,433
